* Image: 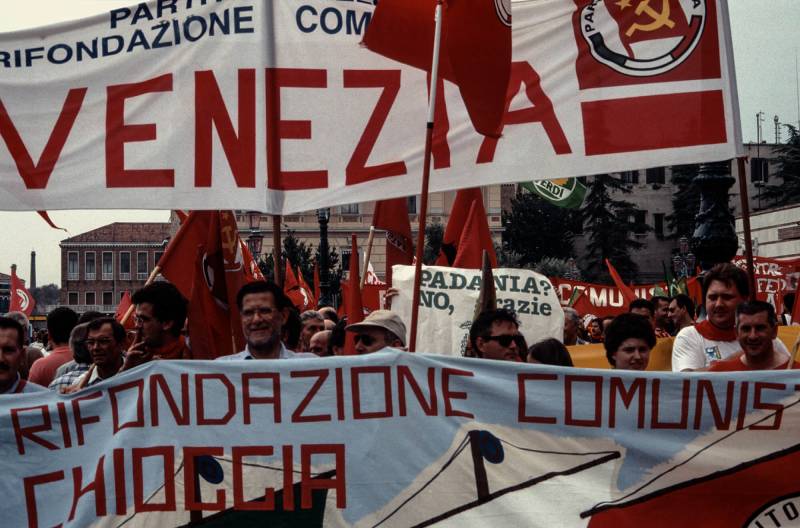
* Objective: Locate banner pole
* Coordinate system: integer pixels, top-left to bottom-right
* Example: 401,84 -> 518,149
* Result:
409,0 -> 444,353
736,157 -> 757,299
273,214 -> 283,287
361,226 -> 376,290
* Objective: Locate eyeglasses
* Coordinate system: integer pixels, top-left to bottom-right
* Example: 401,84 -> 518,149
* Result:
241,307 -> 274,320
481,334 -> 518,348
354,334 -> 377,346
85,338 -> 115,347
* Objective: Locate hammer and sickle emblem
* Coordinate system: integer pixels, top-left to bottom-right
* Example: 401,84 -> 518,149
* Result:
221,226 -> 238,256
625,0 -> 675,37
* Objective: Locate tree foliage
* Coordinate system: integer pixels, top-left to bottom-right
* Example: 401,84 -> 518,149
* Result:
665,164 -> 701,239
501,190 -> 576,267
580,174 -> 649,282
757,125 -> 800,206
30,284 -> 60,308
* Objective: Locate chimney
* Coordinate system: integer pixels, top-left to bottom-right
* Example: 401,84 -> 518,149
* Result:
30,251 -> 36,289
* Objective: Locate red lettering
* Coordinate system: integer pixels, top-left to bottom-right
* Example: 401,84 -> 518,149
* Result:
650,379 -> 689,429
517,373 -> 558,424
109,379 -> 145,434
24,471 -> 64,528
442,368 -> 474,419
291,369 -> 331,423
343,69 -> 407,185
183,447 -> 225,511
397,366 -> 437,417
351,366 -> 393,420
72,391 -> 103,446
196,374 -> 236,425
113,448 -> 127,515
106,73 -> 174,187
243,372 -> 281,424
608,377 -> 646,428
266,67 -> 327,190
751,382 -> 786,430
149,373 -> 190,426
132,446 -> 176,512
282,445 -> 295,510
693,380 -> 734,430
194,69 -> 256,188
232,445 -> 276,510
335,367 -> 345,421
12,404 -> 57,455
69,456 -> 106,521
301,444 -> 346,508
56,402 -> 72,448
477,61 -> 571,163
0,88 -> 86,189
428,73 -> 451,169
564,375 -> 603,427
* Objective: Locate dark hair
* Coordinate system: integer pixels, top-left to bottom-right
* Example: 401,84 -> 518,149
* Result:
527,338 -> 573,367
603,313 -> 656,366
47,307 -> 79,344
132,282 -> 188,337
78,310 -> 105,324
328,319 -> 347,355
672,294 -> 695,318
783,293 -> 795,315
628,298 -> 655,317
651,296 -> 671,307
236,281 -> 292,311
736,300 -> 778,327
0,316 -> 24,348
469,309 -> 519,356
283,307 -> 301,350
86,317 -> 127,344
318,306 -> 339,323
703,263 -> 749,300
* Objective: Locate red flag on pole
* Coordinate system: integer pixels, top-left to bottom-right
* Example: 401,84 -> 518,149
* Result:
298,269 -> 317,310
283,261 -> 313,311
9,265 -> 35,316
157,212 -> 212,299
114,291 -> 134,331
363,0 -> 511,137
436,188 -> 486,266
187,246 -> 235,360
373,198 -> 413,286
344,235 -> 364,355
452,200 -> 498,269
605,259 -> 638,305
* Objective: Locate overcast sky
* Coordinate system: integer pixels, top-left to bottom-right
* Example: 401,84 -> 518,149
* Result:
1,1 -> 798,286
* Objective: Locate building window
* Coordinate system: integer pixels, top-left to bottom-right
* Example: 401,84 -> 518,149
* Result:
154,251 -> 164,266
85,252 -> 96,280
120,252 -> 131,280
67,252 -> 79,280
621,171 -> 639,185
68,291 -> 78,305
645,167 -> 666,185
137,251 -> 148,280
102,252 -> 113,280
103,291 -> 113,306
633,210 -> 648,234
407,196 -> 417,215
340,203 -> 359,215
654,213 -> 665,239
751,158 -> 769,183
85,291 -> 96,306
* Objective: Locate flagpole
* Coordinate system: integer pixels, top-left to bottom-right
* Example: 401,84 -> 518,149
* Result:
273,215 -> 283,287
360,226 -> 376,290
736,157 -> 757,299
409,0 -> 444,352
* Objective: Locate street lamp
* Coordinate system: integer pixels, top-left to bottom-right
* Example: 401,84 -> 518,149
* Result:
245,211 -> 264,261
672,236 -> 696,279
317,208 -> 331,307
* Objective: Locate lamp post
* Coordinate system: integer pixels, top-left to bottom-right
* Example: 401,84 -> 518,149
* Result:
317,208 -> 331,307
690,161 -> 738,270
245,211 -> 264,265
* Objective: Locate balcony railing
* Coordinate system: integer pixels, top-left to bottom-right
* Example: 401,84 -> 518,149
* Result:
85,272 -> 96,280
119,273 -> 130,280
67,272 -> 79,281
43,304 -> 118,314
137,272 -> 148,280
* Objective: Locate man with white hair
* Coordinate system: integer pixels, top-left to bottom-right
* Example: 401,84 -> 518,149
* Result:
562,307 -> 587,346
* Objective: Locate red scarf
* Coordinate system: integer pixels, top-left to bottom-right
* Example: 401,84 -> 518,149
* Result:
149,336 -> 191,360
695,320 -> 737,342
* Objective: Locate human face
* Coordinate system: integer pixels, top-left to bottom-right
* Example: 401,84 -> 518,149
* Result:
705,280 -> 744,329
476,321 -> 520,362
134,302 -> 171,347
241,292 -> 286,352
588,320 -> 602,338
654,299 -> 670,327
737,311 -> 777,360
300,319 -> 325,352
353,327 -> 393,355
612,338 -> 651,371
668,299 -> 687,326
563,317 -> 578,345
309,331 -> 329,356
86,323 -> 123,369
0,328 -> 22,390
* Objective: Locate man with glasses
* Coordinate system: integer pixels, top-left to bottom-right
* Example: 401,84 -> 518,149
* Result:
469,309 -> 523,362
218,282 -> 316,360
346,310 -> 406,354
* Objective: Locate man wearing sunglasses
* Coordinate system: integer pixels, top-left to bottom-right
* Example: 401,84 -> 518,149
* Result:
345,310 -> 406,354
469,309 -> 523,362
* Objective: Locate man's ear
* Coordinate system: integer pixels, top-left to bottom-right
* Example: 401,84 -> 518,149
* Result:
161,320 -> 174,333
473,338 -> 484,358
279,307 -> 289,326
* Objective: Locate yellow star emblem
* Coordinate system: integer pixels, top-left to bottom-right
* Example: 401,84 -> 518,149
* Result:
616,0 -> 632,9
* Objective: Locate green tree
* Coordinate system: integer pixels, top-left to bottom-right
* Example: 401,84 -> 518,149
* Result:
580,174 -> 649,282
30,284 -> 60,309
501,190 -> 576,267
665,164 -> 701,239
758,125 -> 800,206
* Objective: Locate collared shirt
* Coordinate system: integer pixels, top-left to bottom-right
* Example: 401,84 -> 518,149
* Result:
2,374 -> 47,395
49,363 -> 91,393
216,343 -> 316,360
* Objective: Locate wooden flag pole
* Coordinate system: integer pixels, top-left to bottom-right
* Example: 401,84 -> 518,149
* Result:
736,157 -> 757,299
361,226 -> 376,290
273,215 -> 283,287
408,0 -> 444,352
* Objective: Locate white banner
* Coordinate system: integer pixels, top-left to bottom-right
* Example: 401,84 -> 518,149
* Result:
391,265 -> 564,355
0,0 -> 742,212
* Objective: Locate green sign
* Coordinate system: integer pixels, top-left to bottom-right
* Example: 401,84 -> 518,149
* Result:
521,178 -> 587,209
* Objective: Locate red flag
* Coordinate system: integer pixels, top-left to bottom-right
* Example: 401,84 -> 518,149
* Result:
158,212 -> 212,298
284,261 -> 311,311
436,188 -> 485,266
9,266 -> 34,316
373,198 -> 413,286
451,199 -> 498,269
298,269 -> 317,310
362,0 -> 511,137
240,239 -> 264,282
603,0 -> 689,54
36,211 -> 67,232
187,246 -> 234,360
114,291 -> 134,331
344,235 -> 364,355
605,259 -> 638,305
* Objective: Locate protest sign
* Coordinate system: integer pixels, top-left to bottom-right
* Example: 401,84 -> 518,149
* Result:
551,277 -> 666,318
0,0 -> 742,212
732,256 -> 800,312
3,354 -> 800,527
391,265 -> 564,355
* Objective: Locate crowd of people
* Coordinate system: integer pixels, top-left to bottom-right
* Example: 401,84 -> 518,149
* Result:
0,262 -> 797,395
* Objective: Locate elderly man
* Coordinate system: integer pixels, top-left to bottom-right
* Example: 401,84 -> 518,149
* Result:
346,310 -> 406,354
668,294 -> 695,334
309,330 -> 331,356
562,307 -> 587,346
0,317 -> 47,394
218,282 -> 316,360
469,309 -> 522,362
672,263 -> 789,372
131,282 -> 190,360
709,301 -> 799,371
298,310 -> 325,352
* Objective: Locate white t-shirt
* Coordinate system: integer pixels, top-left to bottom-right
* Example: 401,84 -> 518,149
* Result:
671,325 -> 790,372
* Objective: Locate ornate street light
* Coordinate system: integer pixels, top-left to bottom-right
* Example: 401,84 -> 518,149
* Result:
317,208 -> 331,307
245,211 -> 264,260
